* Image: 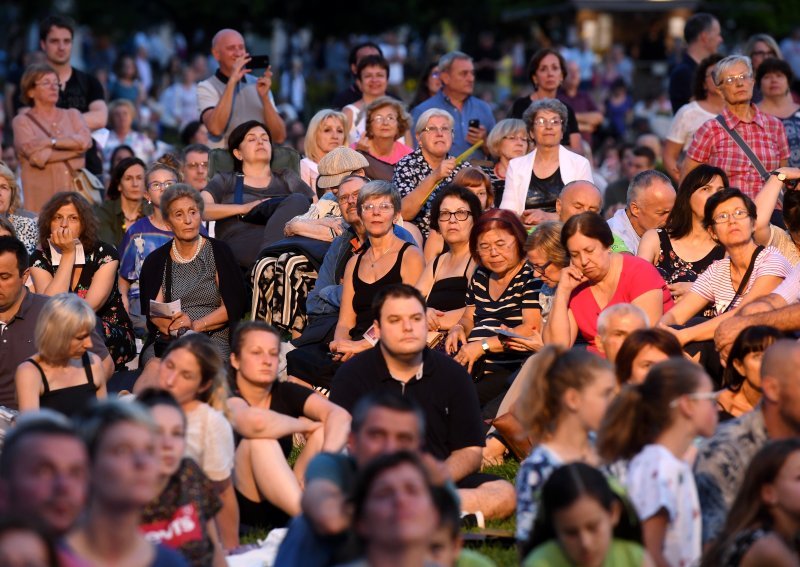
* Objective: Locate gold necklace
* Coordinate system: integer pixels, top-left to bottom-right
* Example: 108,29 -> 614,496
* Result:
369,242 -> 394,268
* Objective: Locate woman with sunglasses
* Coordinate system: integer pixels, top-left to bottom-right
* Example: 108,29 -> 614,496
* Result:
659,188 -> 791,349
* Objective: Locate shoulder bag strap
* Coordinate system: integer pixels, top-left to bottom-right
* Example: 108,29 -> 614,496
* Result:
722,245 -> 765,314
164,250 -> 173,303
234,173 -> 244,205
25,112 -> 52,138
715,114 -> 770,181
26,112 -> 79,178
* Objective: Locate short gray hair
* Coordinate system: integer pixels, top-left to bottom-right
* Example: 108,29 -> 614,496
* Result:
438,51 -> 472,74
415,108 -> 454,137
161,183 -> 205,218
627,170 -> 674,207
713,55 -> 753,86
597,303 -> 649,338
486,118 -> 527,158
357,180 -> 401,214
522,98 -> 568,132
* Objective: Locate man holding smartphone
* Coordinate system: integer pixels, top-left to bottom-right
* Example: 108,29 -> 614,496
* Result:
411,51 -> 495,160
198,28 -> 286,149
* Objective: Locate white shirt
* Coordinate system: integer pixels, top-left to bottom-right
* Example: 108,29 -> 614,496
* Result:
627,444 -> 701,567
185,403 -> 235,482
774,262 -> 800,305
666,101 -> 716,151
606,208 -> 641,254
691,246 -> 792,315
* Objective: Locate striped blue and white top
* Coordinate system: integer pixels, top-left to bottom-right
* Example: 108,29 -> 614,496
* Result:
466,262 -> 542,375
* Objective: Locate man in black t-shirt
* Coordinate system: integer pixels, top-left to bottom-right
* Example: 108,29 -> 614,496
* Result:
38,15 -> 107,174
330,284 -> 516,520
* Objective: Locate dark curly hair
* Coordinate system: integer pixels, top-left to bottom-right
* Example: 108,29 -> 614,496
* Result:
38,192 -> 99,251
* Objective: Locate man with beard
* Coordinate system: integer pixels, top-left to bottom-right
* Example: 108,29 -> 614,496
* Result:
0,411 -> 90,566
695,340 -> 800,544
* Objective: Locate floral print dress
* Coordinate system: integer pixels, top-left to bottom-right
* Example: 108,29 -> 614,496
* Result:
32,241 -> 136,369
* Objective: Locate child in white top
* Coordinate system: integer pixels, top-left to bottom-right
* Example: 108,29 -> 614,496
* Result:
598,357 -> 718,566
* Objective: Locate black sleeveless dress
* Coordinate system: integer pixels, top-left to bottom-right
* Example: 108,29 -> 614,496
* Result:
654,229 -> 725,284
26,352 -> 98,417
427,254 -> 471,312
351,241 -> 413,338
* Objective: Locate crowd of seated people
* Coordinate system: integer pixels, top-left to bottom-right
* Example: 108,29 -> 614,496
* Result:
10,16 -> 800,567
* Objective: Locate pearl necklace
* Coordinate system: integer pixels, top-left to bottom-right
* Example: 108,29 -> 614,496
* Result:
172,236 -> 203,263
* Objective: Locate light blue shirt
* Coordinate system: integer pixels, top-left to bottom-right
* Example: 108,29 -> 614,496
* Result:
411,91 -> 495,160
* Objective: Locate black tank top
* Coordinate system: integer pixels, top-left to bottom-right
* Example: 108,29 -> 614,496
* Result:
426,254 -> 471,312
352,241 -> 412,338
27,352 -> 97,417
525,167 -> 563,211
654,229 -> 725,283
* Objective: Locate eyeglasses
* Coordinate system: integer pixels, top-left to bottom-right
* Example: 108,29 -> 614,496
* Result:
477,241 -> 512,254
719,72 -> 754,86
422,126 -> 453,135
148,180 -> 176,192
751,50 -> 776,58
712,208 -> 750,225
503,135 -> 528,142
438,209 -> 472,222
185,161 -> 208,170
669,391 -> 721,408
36,80 -> 61,88
530,260 -> 552,274
360,202 -> 394,214
532,117 -> 563,128
371,114 -> 398,124
337,175 -> 371,200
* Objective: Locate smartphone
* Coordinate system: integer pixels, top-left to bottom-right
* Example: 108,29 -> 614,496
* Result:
495,328 -> 528,340
468,119 -> 480,129
248,55 -> 271,69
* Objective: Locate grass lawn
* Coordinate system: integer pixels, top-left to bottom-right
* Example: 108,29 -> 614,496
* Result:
466,459 -> 520,566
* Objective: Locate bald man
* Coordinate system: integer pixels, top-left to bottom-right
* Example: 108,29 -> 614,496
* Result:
607,170 -> 676,254
555,180 -> 603,221
197,28 -> 286,149
695,339 -> 800,544
554,180 -> 632,253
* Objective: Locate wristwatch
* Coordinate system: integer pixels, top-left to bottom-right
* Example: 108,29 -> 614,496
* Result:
481,340 -> 490,353
772,169 -> 799,189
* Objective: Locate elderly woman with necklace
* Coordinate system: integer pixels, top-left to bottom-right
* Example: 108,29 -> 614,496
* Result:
137,184 -> 247,386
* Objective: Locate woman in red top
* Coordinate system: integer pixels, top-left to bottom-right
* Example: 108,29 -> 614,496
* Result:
546,212 -> 672,353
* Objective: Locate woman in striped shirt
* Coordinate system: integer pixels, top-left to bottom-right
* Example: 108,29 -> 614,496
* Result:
659,188 -> 791,347
446,209 -> 542,408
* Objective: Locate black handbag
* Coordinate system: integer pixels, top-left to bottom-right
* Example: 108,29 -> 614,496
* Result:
153,253 -> 180,358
